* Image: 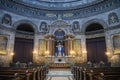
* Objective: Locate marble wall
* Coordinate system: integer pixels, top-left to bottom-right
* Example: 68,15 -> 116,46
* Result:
0,4 -> 120,67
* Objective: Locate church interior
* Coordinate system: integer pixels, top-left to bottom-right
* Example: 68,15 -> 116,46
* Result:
0,0 -> 120,80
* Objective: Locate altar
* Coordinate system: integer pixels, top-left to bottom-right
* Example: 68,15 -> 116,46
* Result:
46,56 -> 74,68
46,56 -> 74,63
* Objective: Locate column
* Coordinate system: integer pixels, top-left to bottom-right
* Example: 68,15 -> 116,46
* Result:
65,39 -> 68,56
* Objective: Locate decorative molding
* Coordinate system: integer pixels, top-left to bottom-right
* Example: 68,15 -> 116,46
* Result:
0,0 -> 120,20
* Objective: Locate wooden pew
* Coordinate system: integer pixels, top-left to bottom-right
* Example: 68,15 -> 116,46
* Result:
0,73 -> 25,80
83,67 -> 120,80
0,65 -> 48,80
94,72 -> 120,80
0,67 -> 36,80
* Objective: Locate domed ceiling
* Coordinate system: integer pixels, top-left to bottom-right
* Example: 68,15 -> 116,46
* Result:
12,0 -> 104,10
1,0 -> 120,20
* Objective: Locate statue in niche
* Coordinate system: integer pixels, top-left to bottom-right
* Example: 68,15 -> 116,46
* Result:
72,21 -> 80,32
55,42 -> 65,57
2,14 -> 12,25
108,12 -> 119,25
39,22 -> 48,32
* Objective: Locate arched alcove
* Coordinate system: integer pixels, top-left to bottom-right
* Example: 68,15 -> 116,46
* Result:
85,23 -> 107,63
54,29 -> 65,56
54,29 -> 65,39
13,23 -> 34,63
17,23 -> 34,32
85,23 -> 104,32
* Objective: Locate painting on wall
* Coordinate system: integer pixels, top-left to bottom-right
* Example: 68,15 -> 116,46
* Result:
38,39 -> 46,56
0,35 -> 8,55
113,35 -> 120,55
74,39 -> 82,56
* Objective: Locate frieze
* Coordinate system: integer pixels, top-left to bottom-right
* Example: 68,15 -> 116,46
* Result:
0,0 -> 120,20
13,0 -> 102,10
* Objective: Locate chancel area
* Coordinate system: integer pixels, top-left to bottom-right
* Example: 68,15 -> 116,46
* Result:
0,0 -> 120,80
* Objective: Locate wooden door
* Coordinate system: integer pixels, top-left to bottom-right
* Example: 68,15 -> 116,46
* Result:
13,38 -> 33,63
86,37 -> 107,63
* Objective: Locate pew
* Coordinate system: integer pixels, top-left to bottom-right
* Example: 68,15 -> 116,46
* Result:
94,72 -> 120,80
0,64 -> 48,80
0,68 -> 37,80
83,67 -> 120,80
73,66 -> 120,80
0,73 -> 25,80
0,66 -> 47,80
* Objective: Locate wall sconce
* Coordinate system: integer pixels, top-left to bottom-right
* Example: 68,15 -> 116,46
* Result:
10,52 -> 14,56
82,50 -> 87,54
70,50 -> 75,57
45,50 -> 49,57
106,52 -> 111,57
33,50 -> 37,55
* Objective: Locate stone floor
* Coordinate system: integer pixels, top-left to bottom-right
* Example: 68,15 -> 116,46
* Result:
46,69 -> 73,80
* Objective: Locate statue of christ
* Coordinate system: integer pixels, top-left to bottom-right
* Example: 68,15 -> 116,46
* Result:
55,43 -> 64,57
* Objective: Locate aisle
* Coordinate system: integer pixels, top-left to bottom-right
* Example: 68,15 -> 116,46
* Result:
46,69 -> 73,80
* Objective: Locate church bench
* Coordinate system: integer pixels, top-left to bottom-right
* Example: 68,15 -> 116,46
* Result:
0,70 -> 31,80
94,72 -> 120,80
83,67 -> 120,80
0,68 -> 37,80
0,73 -> 26,80
72,66 -> 84,80
0,65 -> 47,80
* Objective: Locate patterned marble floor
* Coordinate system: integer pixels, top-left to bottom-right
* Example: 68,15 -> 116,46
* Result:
46,69 -> 73,80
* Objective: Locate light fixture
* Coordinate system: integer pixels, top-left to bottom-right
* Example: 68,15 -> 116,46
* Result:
10,52 -> 14,56
106,52 -> 110,56
70,50 -> 75,57
33,50 -> 37,55
82,50 -> 87,54
45,50 -> 49,56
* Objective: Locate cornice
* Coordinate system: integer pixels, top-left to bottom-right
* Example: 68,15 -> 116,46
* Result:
0,24 -> 120,35
12,0 -> 104,11
0,0 -> 120,20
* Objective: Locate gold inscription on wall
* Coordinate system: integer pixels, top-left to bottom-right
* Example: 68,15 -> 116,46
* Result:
0,35 -> 7,55
39,39 -> 46,56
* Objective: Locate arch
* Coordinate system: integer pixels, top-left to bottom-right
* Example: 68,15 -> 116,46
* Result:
85,23 -> 103,32
12,20 -> 38,33
54,29 -> 65,37
81,19 -> 108,33
52,28 -> 68,35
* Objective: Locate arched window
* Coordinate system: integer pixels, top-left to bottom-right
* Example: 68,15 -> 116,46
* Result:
17,23 -> 34,32
85,23 -> 104,35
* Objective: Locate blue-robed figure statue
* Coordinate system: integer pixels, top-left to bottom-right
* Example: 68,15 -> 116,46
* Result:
55,43 -> 65,57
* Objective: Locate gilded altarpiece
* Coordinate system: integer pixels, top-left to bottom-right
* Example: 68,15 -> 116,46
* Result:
74,39 -> 82,56
38,39 -> 46,55
0,35 -> 8,55
113,36 -> 120,54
